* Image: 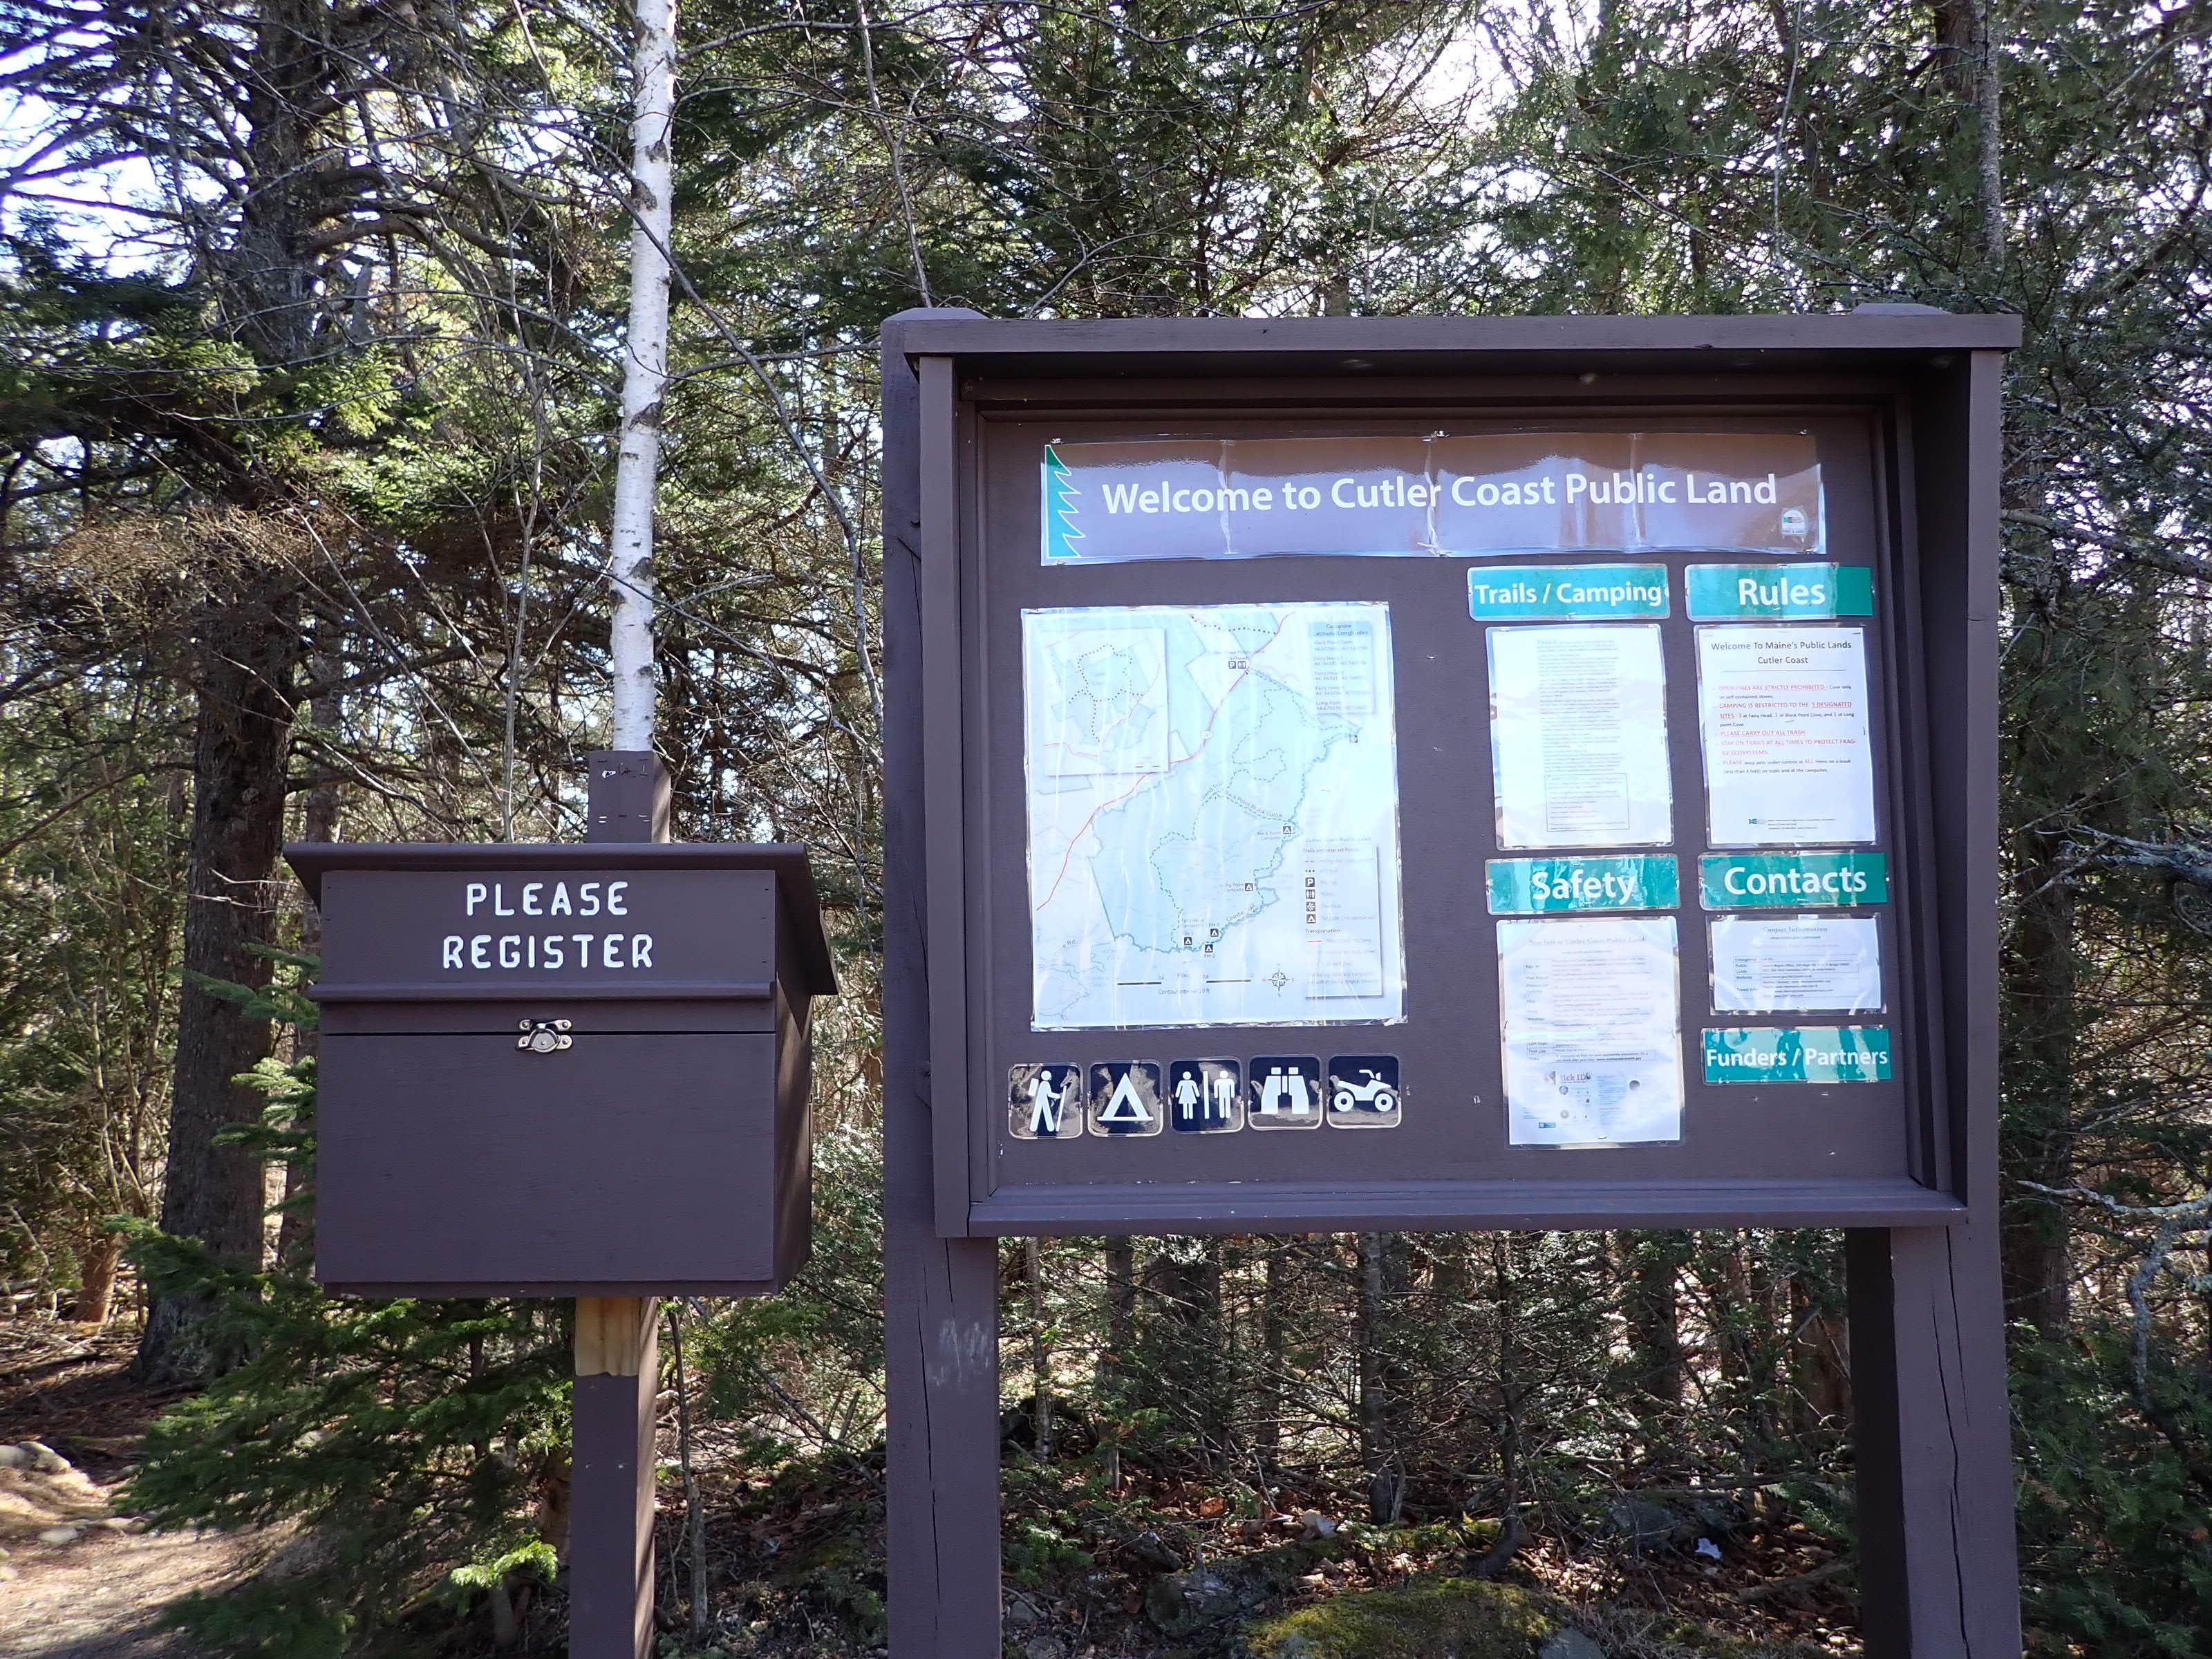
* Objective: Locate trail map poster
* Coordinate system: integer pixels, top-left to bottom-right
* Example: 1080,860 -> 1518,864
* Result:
1022,603 -> 1405,1030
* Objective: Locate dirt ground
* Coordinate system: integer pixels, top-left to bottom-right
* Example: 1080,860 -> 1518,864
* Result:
0,1322 -> 271,1659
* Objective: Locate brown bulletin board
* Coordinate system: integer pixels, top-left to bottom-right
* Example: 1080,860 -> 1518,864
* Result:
882,311 -> 2022,1659
914,357 -> 1993,1237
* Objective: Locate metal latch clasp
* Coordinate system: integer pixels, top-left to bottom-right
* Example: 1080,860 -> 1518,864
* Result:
518,1018 -> 572,1054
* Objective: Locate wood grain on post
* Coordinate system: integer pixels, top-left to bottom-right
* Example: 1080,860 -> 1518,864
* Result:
575,1295 -> 657,1376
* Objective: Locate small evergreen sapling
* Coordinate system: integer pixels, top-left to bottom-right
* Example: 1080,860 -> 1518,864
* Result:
122,967 -> 577,1656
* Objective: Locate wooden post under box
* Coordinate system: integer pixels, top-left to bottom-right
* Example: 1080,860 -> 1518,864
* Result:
284,841 -> 836,1297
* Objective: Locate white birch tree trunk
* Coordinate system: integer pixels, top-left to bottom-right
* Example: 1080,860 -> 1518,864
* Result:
608,0 -> 677,751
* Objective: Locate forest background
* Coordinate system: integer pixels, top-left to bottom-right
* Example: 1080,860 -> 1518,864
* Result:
3,1 -> 2210,1656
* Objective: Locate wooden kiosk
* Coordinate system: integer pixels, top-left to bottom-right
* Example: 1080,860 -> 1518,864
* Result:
879,309 -> 2021,1656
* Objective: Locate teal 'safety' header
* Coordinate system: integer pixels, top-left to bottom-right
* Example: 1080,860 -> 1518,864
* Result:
1487,855 -> 1680,914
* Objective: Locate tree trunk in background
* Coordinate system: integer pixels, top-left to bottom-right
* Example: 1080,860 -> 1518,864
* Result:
1103,1239 -> 1135,1385
1791,1271 -> 1852,1430
2003,852 -> 2075,1334
1145,1241 -> 1228,1470
1743,1246 -> 1781,1473
1933,0 -> 2006,270
1622,1231 -> 1687,1468
72,1232 -> 122,1325
1024,1236 -> 1053,1462
1356,1232 -> 1407,1522
1255,1240 -> 1289,1486
139,0 -> 326,1376
141,583 -> 300,1376
606,0 -> 677,752
276,642 -> 341,1271
1199,1238 -> 1229,1465
1476,1235 -> 1526,1575
1100,1238 -> 1135,1485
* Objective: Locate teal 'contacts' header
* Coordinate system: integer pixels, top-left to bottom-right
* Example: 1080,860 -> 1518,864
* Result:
1699,850 -> 1888,907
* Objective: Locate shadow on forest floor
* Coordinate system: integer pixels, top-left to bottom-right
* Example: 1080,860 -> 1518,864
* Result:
0,1322 -> 279,1659
666,1414 -> 1859,1659
0,1322 -> 1858,1658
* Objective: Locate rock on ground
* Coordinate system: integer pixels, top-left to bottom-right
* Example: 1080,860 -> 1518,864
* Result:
1243,1577 -> 1570,1659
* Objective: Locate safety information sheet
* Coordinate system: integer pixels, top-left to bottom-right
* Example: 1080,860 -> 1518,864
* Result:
1490,624 -> 1672,849
1023,603 -> 1405,1030
1709,915 -> 1884,1013
1498,916 -> 1685,1145
1696,626 -> 1877,845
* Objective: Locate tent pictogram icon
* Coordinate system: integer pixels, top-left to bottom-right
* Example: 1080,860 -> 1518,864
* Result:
1087,1062 -> 1165,1138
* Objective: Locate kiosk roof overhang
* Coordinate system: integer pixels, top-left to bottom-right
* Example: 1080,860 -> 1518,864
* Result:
888,309 -> 2023,383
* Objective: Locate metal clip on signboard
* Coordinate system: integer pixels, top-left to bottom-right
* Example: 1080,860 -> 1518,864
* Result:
881,309 -> 2022,1656
285,753 -> 836,1658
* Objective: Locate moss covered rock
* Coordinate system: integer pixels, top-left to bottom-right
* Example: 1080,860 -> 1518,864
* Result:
1243,1576 -> 1571,1658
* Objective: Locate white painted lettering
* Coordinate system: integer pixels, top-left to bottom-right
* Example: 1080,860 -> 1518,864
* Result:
442,936 -> 464,968
550,882 -> 572,916
630,935 -> 653,968
470,935 -> 490,969
603,932 -> 623,968
580,881 -> 601,917
543,935 -> 564,969
606,880 -> 628,917
493,882 -> 514,917
465,882 -> 487,916
522,881 -> 543,915
498,935 -> 521,968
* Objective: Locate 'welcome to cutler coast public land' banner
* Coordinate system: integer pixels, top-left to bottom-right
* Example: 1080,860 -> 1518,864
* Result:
1041,431 -> 1824,563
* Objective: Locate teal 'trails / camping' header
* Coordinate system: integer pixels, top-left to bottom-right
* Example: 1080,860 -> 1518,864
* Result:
1040,431 -> 1824,563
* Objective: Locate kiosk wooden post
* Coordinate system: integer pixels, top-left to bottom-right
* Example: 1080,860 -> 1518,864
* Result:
569,751 -> 671,1659
879,311 -> 2023,1656
881,312 -> 1004,1657
570,1286 -> 660,1659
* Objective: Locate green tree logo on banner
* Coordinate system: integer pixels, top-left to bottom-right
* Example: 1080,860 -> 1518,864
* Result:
1042,444 -> 1084,563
